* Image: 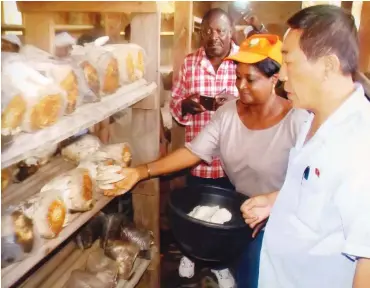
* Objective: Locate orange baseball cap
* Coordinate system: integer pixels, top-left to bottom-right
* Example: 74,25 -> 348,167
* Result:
226,34 -> 282,65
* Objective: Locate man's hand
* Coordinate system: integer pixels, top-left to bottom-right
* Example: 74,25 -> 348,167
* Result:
243,15 -> 264,32
181,94 -> 206,116
240,191 -> 278,237
215,93 -> 236,109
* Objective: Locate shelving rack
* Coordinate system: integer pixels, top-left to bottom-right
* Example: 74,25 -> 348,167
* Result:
1,1 -> 161,287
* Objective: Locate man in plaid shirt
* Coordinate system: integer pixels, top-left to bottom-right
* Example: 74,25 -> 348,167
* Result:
170,8 -> 239,188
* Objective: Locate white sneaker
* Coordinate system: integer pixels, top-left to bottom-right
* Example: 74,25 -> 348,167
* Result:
210,268 -> 235,288
178,256 -> 195,278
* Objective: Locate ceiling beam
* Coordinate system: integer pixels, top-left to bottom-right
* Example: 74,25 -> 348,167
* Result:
17,1 -> 158,14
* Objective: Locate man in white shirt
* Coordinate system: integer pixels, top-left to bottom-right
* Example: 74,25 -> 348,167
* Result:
241,5 -> 370,288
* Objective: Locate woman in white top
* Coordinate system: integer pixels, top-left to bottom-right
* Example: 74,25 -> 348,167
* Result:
105,34 -> 309,288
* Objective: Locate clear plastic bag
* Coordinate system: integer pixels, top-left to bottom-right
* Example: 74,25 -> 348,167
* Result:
1,167 -> 12,191
32,193 -> 67,238
40,168 -> 95,212
120,224 -> 154,250
77,160 -> 99,180
1,51 -> 25,65
75,213 -> 105,250
25,59 -> 80,115
1,76 -> 26,136
86,249 -> 118,285
98,143 -> 132,167
103,44 -> 146,84
61,134 -> 102,163
64,270 -> 110,288
24,143 -> 58,166
104,240 -> 140,280
72,60 -> 100,103
18,46 -> 81,115
1,208 -> 36,267
2,61 -> 68,132
85,142 -> 132,168
19,44 -> 54,61
70,46 -> 101,103
100,213 -> 130,250
79,60 -> 101,100
1,236 -> 25,268
85,47 -> 120,96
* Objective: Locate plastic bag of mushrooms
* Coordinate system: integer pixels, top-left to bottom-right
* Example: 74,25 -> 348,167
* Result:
70,212 -> 154,285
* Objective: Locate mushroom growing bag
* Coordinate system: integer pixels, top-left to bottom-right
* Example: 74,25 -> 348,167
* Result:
103,43 -> 146,85
2,60 -> 67,132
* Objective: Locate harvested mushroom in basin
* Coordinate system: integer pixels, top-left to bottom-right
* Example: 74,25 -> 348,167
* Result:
188,205 -> 232,224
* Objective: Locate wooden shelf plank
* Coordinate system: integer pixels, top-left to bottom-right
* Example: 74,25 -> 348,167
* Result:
161,31 -> 174,36
1,79 -> 157,169
54,24 -> 95,31
1,158 -> 117,288
1,24 -> 25,31
1,158 -> 74,206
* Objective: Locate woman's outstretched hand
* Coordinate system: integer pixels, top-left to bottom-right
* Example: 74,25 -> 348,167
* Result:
103,166 -> 148,197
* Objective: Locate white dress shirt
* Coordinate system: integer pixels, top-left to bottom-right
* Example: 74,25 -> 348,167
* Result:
259,83 -> 370,288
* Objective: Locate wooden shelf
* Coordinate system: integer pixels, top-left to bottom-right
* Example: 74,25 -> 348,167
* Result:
120,31 -> 174,36
160,65 -> 173,74
193,15 -> 202,32
1,79 -> 157,169
2,24 -> 95,32
18,240 -> 155,288
3,7 -> 161,288
116,248 -> 154,288
1,158 -> 74,206
54,24 -> 95,31
1,24 -> 25,31
1,158 -> 118,288
160,31 -> 174,36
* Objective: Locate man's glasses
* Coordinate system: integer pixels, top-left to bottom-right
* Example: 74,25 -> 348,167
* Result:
201,28 -> 230,38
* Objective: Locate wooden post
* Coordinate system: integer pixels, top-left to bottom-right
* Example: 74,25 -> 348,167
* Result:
23,13 -> 55,52
131,12 -> 161,288
170,1 -> 193,191
103,13 -> 123,43
358,2 -> 370,73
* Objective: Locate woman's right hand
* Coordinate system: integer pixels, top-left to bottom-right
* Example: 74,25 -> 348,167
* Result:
103,166 -> 147,197
240,191 -> 278,237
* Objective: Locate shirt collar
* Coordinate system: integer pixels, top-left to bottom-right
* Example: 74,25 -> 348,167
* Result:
195,41 -> 239,66
317,83 -> 368,136
297,83 -> 369,148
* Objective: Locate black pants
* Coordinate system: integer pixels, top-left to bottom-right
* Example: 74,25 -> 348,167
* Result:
187,175 -> 235,190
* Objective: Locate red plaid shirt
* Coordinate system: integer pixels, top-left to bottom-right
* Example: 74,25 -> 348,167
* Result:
170,43 -> 239,179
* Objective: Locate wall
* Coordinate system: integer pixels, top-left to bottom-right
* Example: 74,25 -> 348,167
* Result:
160,15 -> 174,66
246,1 -> 301,37
212,1 -> 301,38
194,1 -> 212,18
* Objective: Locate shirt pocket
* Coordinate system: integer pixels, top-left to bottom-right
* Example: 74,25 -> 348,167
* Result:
296,167 -> 326,231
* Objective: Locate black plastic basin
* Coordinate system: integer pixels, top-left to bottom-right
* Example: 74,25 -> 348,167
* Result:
168,185 -> 252,264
